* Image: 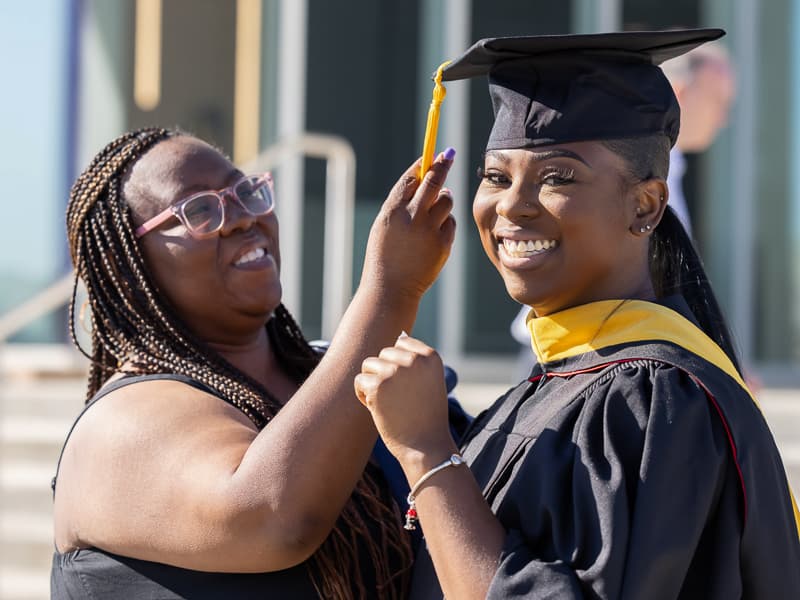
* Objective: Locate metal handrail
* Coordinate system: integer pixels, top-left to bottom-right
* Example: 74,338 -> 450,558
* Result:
242,133 -> 356,339
0,132 -> 356,346
0,272 -> 75,344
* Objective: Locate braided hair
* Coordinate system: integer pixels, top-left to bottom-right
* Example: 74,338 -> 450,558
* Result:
601,134 -> 743,374
66,127 -> 412,599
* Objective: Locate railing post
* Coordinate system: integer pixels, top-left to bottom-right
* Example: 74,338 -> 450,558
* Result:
242,133 -> 357,340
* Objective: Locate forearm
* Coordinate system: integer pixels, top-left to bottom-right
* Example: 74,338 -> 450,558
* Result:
354,332 -> 505,595
231,286 -> 419,539
401,450 -> 506,600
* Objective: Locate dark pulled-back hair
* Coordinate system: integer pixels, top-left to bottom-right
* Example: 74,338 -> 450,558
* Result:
601,135 -> 743,374
66,127 -> 411,599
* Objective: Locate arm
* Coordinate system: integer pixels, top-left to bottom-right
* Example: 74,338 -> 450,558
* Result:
227,154 -> 457,556
356,335 -> 505,598
357,343 -> 734,599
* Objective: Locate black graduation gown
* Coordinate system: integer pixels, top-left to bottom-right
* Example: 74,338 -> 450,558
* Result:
410,296 -> 800,599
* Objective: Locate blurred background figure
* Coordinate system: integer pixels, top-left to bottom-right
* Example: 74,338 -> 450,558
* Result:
662,41 -> 736,236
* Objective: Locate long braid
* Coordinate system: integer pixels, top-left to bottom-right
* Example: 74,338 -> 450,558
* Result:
66,127 -> 412,598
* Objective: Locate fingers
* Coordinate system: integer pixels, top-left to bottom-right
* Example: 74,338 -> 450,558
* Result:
355,335 -> 440,408
409,148 -> 456,216
380,150 -> 456,223
440,214 -> 456,247
377,345 -> 416,366
428,188 -> 454,227
354,373 -> 377,406
393,334 -> 436,356
384,158 -> 423,212
356,352 -> 408,407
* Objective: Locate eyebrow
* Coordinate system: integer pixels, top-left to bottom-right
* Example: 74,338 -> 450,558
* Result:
176,169 -> 245,197
484,148 -> 592,168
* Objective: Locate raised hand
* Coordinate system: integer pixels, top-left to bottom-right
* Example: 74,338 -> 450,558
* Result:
361,149 -> 457,303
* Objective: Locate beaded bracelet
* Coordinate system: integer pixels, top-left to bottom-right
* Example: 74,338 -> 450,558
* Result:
404,453 -> 465,530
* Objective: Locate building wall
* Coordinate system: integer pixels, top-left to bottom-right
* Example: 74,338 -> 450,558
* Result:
3,0 -> 800,381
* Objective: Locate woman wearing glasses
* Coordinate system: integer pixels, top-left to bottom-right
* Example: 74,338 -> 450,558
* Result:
51,128 -> 456,598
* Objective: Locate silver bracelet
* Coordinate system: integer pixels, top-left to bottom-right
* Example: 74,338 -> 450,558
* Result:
404,453 -> 465,531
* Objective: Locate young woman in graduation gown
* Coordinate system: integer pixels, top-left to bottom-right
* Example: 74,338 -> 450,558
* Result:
355,29 -> 800,599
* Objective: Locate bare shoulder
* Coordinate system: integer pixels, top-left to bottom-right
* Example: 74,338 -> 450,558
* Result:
63,378 -> 258,462
53,378 -> 258,552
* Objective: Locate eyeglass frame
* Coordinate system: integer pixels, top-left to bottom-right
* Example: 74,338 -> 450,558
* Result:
134,172 -> 274,239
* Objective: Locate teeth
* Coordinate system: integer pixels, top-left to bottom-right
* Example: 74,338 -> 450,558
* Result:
501,238 -> 558,258
236,247 -> 266,265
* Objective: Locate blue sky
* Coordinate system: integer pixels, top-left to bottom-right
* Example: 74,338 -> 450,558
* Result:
0,1 -> 69,300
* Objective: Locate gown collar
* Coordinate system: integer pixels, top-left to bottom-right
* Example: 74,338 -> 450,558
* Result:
526,296 -> 697,365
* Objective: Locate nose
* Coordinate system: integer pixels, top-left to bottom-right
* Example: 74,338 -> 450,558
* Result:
496,183 -> 541,222
219,192 -> 256,235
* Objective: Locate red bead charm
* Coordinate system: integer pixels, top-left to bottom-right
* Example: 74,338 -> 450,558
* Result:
404,505 -> 419,531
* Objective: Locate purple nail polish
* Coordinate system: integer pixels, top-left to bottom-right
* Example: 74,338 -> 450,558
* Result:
443,147 -> 457,161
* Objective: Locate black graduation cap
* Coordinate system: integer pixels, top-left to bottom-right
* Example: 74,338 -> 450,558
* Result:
440,28 -> 725,150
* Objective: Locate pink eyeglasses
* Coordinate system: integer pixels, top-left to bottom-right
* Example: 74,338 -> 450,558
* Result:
135,173 -> 274,239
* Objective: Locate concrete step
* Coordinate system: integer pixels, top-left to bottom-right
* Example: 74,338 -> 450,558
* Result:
0,568 -> 50,600
1,457 -> 58,506
0,344 -> 88,380
0,378 -> 85,420
0,399 -> 71,599
0,509 -> 54,572
1,415 -> 73,463
0,502 -> 53,599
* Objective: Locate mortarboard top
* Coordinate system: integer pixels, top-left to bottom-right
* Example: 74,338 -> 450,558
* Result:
439,28 -> 725,150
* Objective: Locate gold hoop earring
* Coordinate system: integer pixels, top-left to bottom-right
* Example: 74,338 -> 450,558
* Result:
78,299 -> 93,335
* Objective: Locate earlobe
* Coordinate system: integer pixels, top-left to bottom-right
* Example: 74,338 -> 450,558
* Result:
630,181 -> 667,235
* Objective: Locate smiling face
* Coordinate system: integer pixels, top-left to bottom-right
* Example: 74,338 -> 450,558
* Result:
125,135 -> 281,344
474,141 -> 659,316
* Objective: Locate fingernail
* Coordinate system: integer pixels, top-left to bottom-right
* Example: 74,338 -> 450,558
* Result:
443,147 -> 456,162
441,187 -> 452,196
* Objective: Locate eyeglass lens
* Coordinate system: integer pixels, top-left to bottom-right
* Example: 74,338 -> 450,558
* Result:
181,177 -> 273,236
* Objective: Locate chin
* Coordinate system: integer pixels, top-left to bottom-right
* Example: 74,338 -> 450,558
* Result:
261,282 -> 283,309
242,292 -> 282,321
503,276 -> 540,307
506,291 -> 542,314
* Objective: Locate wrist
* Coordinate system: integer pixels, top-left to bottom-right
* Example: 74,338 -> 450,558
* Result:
401,449 -> 465,531
397,442 -> 460,485
354,283 -> 421,317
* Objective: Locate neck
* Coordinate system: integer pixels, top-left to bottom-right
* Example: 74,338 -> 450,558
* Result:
531,272 -> 656,318
207,325 -> 297,402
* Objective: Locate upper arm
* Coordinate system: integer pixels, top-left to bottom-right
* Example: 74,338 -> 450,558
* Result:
613,364 -> 733,596
54,380 -> 305,572
486,363 -> 732,599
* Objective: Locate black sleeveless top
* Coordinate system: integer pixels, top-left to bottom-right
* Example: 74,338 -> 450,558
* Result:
50,374 -> 393,599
